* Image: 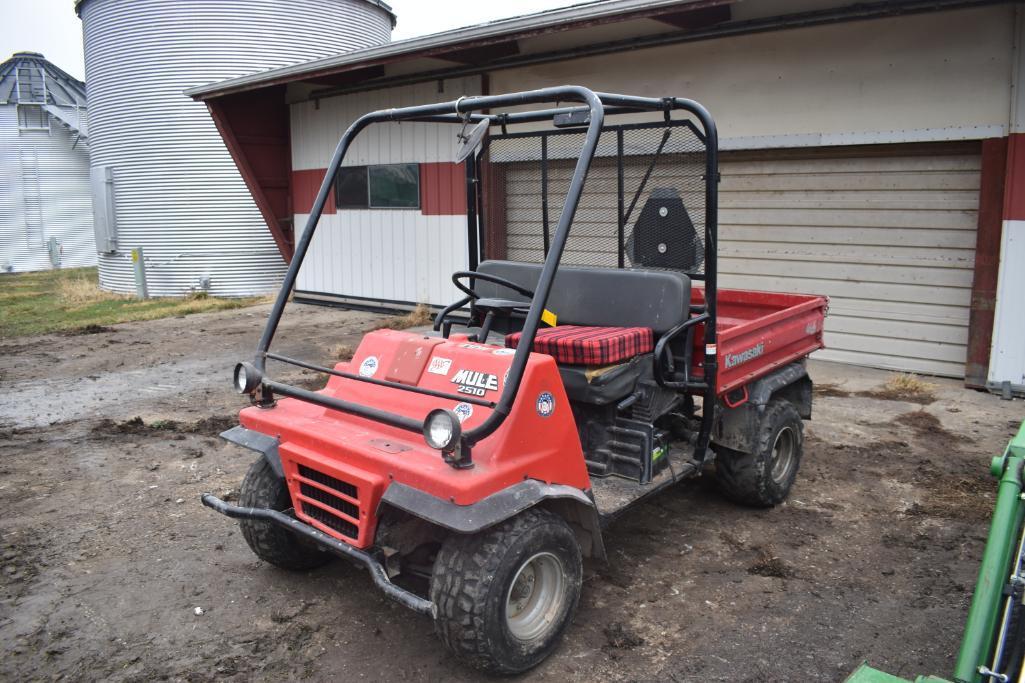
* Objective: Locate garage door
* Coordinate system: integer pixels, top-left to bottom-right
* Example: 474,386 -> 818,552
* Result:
501,142 -> 980,377
718,144 -> 980,377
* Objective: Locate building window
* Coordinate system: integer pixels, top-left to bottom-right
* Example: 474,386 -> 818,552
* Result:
336,166 -> 369,208
336,164 -> 420,209
369,164 -> 419,208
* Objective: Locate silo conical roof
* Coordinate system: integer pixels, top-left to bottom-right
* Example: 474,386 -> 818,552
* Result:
0,52 -> 87,107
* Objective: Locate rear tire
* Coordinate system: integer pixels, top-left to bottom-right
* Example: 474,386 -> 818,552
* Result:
238,457 -> 331,570
715,398 -> 803,507
430,508 -> 582,674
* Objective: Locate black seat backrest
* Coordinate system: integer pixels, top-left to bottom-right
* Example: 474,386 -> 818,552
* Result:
627,188 -> 703,272
475,260 -> 691,334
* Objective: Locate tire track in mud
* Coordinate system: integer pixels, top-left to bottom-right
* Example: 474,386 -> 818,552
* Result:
0,359 -> 235,430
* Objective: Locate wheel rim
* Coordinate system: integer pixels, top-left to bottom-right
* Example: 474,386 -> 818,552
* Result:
770,426 -> 796,484
505,551 -> 566,642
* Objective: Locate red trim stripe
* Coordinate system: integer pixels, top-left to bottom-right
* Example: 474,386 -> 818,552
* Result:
292,162 -> 466,216
292,168 -> 336,215
420,162 -> 467,215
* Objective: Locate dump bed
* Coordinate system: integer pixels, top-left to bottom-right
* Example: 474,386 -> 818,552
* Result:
690,288 -> 828,395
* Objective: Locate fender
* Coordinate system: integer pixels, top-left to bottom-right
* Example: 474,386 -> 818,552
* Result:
713,361 -> 811,454
220,425 -> 283,479
380,479 -> 606,560
747,361 -> 812,417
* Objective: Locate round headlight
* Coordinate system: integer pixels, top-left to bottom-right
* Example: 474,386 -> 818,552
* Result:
233,362 -> 261,394
423,409 -> 461,452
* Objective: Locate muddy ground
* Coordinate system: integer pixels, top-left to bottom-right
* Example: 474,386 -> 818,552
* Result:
1,303 -> 1021,682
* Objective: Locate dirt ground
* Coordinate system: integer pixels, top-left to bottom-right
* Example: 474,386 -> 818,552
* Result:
1,303 -> 1022,682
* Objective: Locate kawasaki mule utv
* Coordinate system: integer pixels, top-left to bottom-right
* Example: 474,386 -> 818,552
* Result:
203,87 -> 828,674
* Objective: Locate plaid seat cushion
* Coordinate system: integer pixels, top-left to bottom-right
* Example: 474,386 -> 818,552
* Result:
505,326 -> 654,366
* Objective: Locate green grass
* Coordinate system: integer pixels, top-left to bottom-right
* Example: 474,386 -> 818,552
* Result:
0,267 -> 266,338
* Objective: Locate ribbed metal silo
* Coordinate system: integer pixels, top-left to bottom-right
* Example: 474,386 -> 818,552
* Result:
76,0 -> 394,296
0,52 -> 93,273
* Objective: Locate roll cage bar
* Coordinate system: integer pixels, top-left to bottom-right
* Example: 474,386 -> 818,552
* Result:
244,86 -> 719,467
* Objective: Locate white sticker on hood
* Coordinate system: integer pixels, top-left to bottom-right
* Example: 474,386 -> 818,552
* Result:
359,356 -> 379,377
453,402 -> 473,422
427,357 -> 452,375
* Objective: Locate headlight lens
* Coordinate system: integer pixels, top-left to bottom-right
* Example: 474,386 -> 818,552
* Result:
233,362 -> 261,394
233,364 -> 247,392
423,409 -> 461,451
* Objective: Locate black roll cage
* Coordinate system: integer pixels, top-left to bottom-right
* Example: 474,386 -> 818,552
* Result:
247,87 -> 719,467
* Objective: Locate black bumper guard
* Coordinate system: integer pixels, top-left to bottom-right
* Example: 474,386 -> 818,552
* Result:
200,494 -> 435,617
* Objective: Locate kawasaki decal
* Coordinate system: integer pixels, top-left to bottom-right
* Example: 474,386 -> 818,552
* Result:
724,343 -> 765,369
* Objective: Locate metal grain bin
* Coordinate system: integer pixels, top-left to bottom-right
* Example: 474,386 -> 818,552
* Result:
0,52 -> 93,273
76,0 -> 394,296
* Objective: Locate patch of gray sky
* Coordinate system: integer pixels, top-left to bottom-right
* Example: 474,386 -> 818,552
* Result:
0,0 -> 583,82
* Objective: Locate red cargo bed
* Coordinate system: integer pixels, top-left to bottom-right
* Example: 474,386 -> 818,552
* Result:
689,288 -> 828,395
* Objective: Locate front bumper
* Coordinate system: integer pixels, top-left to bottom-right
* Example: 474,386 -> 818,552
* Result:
200,494 -> 435,617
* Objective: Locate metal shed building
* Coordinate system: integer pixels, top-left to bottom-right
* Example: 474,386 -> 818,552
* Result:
187,0 -> 1025,390
0,52 -> 93,273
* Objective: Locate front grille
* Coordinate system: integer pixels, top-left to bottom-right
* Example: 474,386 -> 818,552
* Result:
298,464 -> 357,499
294,463 -> 361,541
301,502 -> 359,539
300,482 -> 358,519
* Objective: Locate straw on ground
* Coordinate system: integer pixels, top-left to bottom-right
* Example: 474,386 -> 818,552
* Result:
1,267 -> 265,337
367,303 -> 433,331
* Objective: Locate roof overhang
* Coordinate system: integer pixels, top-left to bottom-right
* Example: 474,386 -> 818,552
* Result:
186,0 -> 737,100
186,0 -> 1008,103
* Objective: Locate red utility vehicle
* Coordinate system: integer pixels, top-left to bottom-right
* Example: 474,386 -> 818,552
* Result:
203,88 -> 827,674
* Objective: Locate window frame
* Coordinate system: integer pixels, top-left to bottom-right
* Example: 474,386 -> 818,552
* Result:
335,165 -> 370,209
334,163 -> 420,210
368,163 -> 420,210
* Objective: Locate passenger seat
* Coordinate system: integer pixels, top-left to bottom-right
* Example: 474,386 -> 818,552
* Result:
475,260 -> 689,404
505,326 -> 653,366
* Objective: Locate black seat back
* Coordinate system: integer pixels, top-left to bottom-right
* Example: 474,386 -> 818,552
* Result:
475,260 -> 690,334
627,188 -> 703,272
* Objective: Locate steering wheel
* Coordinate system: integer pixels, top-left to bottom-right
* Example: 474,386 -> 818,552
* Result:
451,271 -> 535,303
437,271 -> 536,340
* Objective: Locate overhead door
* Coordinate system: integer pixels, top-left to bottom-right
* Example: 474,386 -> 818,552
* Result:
718,144 -> 979,377
501,142 -> 980,377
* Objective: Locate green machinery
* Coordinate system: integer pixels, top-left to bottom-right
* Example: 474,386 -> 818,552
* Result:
847,419 -> 1025,683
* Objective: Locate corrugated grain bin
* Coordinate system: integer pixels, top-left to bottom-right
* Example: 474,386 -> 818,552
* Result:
76,0 -> 394,296
0,52 -> 93,273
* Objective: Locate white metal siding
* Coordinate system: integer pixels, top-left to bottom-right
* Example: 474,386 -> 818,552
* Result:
79,0 -> 392,297
292,76 -> 482,305
988,220 -> 1025,391
291,76 -> 483,170
491,5 -> 1013,147
504,144 -> 980,377
0,106 -> 95,273
295,212 -> 468,305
